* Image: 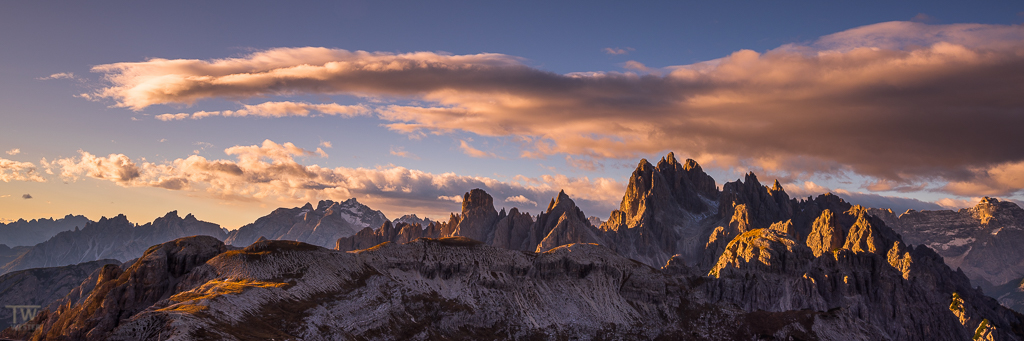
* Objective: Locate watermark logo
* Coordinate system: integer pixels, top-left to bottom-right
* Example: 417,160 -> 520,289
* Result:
5,305 -> 40,332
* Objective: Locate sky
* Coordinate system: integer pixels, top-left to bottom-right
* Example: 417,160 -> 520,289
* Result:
2,1 -> 1023,229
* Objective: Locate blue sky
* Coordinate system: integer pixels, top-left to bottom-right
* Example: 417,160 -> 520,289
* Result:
2,1 -> 1023,228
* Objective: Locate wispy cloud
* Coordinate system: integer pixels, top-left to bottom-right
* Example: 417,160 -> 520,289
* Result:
458,140 -> 496,158
390,146 -> 419,160
156,101 -> 368,121
38,72 -> 76,80
85,22 -> 1024,199
5,149 -> 20,156
603,47 -> 635,55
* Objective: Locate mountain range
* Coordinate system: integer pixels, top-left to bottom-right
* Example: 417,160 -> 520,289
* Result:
3,153 -> 1024,340
0,215 -> 90,247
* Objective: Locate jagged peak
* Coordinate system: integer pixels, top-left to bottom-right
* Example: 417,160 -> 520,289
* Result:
316,199 -> 336,211
161,210 -> 181,220
682,158 -> 701,172
301,202 -> 314,211
666,151 -> 678,165
553,190 -> 575,208
770,180 -> 783,193
743,172 -> 760,186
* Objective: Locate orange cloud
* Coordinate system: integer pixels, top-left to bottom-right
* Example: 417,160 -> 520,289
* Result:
458,140 -> 496,158
86,22 -> 1024,198
0,158 -> 45,182
44,140 -> 623,218
157,101 -> 368,121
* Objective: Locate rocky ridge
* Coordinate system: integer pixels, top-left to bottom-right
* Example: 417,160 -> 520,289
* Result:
0,259 -> 120,331
1,211 -> 226,275
8,234 -> 1022,340
0,215 -> 91,247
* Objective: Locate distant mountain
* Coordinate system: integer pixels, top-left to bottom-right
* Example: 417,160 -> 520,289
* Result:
0,214 -> 91,247
0,259 -> 120,331
871,198 -> 1024,288
985,276 -> 1024,314
0,244 -> 30,268
393,214 -> 433,226
225,198 -> 388,248
0,211 -> 226,274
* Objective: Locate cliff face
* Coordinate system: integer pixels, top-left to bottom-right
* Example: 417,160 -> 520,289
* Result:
1,212 -> 226,274
14,235 -> 1023,341
872,198 -> 1024,288
20,236 -> 226,341
0,259 -> 120,331
225,198 -> 388,248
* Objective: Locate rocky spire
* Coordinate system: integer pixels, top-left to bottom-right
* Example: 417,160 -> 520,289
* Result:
452,189 -> 499,243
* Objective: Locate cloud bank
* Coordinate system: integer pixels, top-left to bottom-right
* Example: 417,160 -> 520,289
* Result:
86,21 -> 1024,198
40,140 -> 623,218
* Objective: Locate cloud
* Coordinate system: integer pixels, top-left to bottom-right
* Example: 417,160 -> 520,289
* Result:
0,158 -> 46,182
458,140 -> 496,158
320,141 -> 332,148
942,161 -> 1024,196
863,179 -> 927,193
784,181 -> 942,214
156,113 -> 190,121
5,149 -> 20,156
910,13 -> 936,24
21,194 -> 32,199
44,140 -> 623,219
505,195 -> 537,206
603,47 -> 635,55
86,22 -> 1024,199
390,146 -> 419,160
565,155 -> 600,172
157,101 -> 368,120
38,72 -> 76,80
935,197 -> 978,210
622,60 -> 651,72
437,195 -> 462,203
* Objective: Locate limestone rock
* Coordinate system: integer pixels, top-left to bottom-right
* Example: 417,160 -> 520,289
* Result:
807,209 -> 844,257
